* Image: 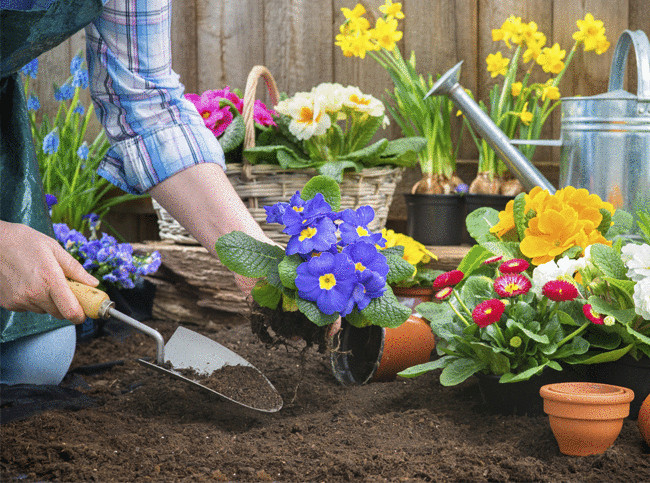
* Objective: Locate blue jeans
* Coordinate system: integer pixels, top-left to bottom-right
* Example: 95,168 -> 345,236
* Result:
0,325 -> 76,385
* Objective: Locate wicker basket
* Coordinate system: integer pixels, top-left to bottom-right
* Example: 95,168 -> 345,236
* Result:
153,65 -> 403,244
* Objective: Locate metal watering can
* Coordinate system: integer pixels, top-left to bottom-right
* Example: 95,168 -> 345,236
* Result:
426,29 -> 650,214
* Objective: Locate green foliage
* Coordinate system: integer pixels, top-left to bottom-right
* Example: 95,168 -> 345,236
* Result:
301,175 -> 341,211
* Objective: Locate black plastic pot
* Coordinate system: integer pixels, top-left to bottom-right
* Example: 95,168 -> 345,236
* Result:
588,356 -> 650,420
404,193 -> 464,246
330,321 -> 383,385
476,365 -> 589,416
462,194 -> 514,245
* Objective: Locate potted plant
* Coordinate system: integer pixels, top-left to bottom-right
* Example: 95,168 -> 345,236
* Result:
399,186 -> 645,415
21,53 -> 139,234
335,2 -> 465,245
51,207 -> 162,340
215,174 -> 412,347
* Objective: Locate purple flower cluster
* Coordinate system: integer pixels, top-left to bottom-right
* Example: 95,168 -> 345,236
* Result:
265,192 -> 388,316
53,222 -> 161,290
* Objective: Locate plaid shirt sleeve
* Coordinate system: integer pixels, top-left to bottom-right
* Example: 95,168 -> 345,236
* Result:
85,0 -> 225,195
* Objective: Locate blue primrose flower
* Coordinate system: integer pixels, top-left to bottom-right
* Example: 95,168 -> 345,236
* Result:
264,201 -> 289,224
282,192 -> 332,235
54,82 -> 75,101
300,244 -> 339,261
27,95 -> 40,111
45,194 -> 58,210
338,206 -> 384,246
42,130 -> 59,154
295,252 -> 358,316
20,58 -> 38,79
286,216 -> 337,256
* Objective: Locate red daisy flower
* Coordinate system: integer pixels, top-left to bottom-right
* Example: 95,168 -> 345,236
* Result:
483,255 -> 503,265
499,258 -> 530,274
472,299 -> 506,328
435,287 -> 453,300
542,280 -> 579,302
433,270 -> 464,289
493,274 -> 531,298
583,304 -> 605,324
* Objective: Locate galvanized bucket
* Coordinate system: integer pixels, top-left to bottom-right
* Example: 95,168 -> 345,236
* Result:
559,29 -> 650,214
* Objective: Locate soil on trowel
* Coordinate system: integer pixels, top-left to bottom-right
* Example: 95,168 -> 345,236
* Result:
2,312 -> 649,482
172,364 -> 282,411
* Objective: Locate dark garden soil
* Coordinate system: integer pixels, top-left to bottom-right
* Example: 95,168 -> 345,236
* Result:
2,312 -> 649,482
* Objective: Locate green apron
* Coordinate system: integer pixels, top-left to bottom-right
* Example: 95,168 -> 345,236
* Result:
0,0 -> 104,343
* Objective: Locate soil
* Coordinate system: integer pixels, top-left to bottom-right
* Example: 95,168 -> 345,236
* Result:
2,313 -> 649,482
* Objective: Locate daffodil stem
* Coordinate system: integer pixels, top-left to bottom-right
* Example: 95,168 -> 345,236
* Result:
557,321 -> 589,348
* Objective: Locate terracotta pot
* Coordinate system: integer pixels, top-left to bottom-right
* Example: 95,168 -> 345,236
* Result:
540,382 -> 635,456
330,315 -> 436,385
639,394 -> 650,446
391,285 -> 434,313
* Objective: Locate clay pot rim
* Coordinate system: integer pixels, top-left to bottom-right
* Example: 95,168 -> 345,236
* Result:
540,382 -> 635,405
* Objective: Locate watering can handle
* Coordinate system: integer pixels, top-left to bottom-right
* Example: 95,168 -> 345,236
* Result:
608,29 -> 650,103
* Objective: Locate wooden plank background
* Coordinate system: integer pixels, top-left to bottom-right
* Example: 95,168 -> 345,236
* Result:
26,0 -> 649,241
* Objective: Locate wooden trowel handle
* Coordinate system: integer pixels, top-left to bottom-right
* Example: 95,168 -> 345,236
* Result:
66,280 -> 114,319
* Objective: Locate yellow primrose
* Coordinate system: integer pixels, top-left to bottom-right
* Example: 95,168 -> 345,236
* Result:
541,80 -> 560,101
380,229 -> 437,266
573,13 -> 609,54
486,51 -> 509,78
379,0 -> 404,20
371,16 -> 402,51
511,81 -> 523,97
536,43 -> 566,74
490,199 -> 516,237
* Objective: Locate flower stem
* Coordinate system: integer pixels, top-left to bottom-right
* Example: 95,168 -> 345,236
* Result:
557,321 -> 589,348
453,289 -> 473,317
447,299 -> 471,327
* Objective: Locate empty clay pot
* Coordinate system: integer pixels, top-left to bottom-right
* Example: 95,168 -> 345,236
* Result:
540,382 -> 635,456
639,394 -> 650,446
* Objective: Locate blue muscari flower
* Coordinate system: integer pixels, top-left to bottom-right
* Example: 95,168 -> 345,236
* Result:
73,103 -> 85,115
54,82 -> 75,101
64,229 -> 88,250
286,216 -> 337,256
45,194 -> 58,210
72,69 -> 89,89
42,130 -> 59,154
338,206 -> 384,245
77,143 -> 90,160
69,54 -> 83,75
455,183 -> 469,194
82,212 -> 100,231
264,202 -> 289,224
295,252 -> 357,316
136,251 -> 162,276
282,192 -> 332,236
20,58 -> 38,79
27,94 -> 40,111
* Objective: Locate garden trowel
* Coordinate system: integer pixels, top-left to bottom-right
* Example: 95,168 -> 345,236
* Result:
67,280 -> 283,413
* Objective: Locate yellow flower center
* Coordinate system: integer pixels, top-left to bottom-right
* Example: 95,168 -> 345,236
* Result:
202,111 -> 210,119
349,94 -> 371,106
355,262 -> 366,272
356,226 -> 369,237
504,283 -> 522,294
298,106 -> 322,125
293,206 -> 304,212
299,226 -> 317,241
319,273 -> 337,290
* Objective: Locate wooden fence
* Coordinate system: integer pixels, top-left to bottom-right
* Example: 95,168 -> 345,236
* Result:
28,0 -> 650,241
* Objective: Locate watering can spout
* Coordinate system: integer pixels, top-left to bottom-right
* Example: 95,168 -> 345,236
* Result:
426,61 -> 556,193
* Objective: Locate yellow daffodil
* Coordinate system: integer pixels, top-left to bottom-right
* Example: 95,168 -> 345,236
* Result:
511,81 -> 523,97
541,80 -> 560,101
370,17 -> 402,52
573,13 -> 609,54
517,102 -> 533,125
522,35 -> 546,62
486,51 -> 509,78
335,25 -> 374,58
536,43 -> 566,74
379,0 -> 404,20
342,3 -> 366,21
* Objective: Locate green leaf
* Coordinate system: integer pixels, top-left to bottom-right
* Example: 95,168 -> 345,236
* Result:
343,138 -> 388,161
251,281 -> 282,309
385,252 -> 416,285
469,342 -> 511,375
215,231 -> 284,278
482,241 -> 522,260
499,362 -> 548,383
277,148 -> 313,169
587,295 -> 636,324
460,275 -> 494,307
457,245 -> 493,277
627,325 -> 650,346
295,298 -> 339,326
512,193 -> 527,241
439,358 -> 486,386
301,175 -> 341,211
218,114 -> 245,153
606,209 -> 634,239
590,244 -> 627,279
553,336 -> 589,359
381,136 -> 427,158
317,160 -> 358,183
278,255 -> 302,290
597,208 -> 612,235
360,286 -> 412,328
587,330 -> 622,350
397,356 -> 453,378
579,344 -> 633,364
509,321 -> 549,343
465,208 -> 501,244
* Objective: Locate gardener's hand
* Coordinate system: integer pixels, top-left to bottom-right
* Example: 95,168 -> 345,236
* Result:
0,221 -> 99,324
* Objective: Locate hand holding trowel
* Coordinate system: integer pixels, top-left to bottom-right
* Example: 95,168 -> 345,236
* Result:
67,280 -> 283,413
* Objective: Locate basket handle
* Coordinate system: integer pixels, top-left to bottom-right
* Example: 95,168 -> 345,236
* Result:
241,65 -> 280,180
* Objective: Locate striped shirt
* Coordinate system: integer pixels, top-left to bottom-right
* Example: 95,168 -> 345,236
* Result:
86,0 -> 224,194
